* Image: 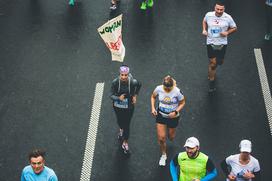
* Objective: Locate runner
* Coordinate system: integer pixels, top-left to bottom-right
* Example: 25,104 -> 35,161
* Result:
110,65 -> 141,154
170,137 -> 217,181
151,75 -> 185,166
221,139 -> 261,181
202,1 -> 237,92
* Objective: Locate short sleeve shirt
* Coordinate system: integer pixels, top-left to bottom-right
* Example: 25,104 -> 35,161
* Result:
21,165 -> 58,181
225,154 -> 260,181
153,85 -> 184,113
204,12 -> 237,45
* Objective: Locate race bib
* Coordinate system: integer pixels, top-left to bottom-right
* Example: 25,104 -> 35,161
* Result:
159,103 -> 176,113
114,98 -> 128,108
210,26 -> 222,38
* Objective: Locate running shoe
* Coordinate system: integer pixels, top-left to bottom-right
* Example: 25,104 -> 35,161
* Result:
110,3 -> 117,10
208,80 -> 216,93
208,87 -> 216,93
264,34 -> 271,41
122,142 -> 129,154
159,154 -> 167,166
147,0 -> 153,7
140,1 -> 147,10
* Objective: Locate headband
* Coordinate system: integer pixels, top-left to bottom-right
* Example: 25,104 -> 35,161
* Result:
119,66 -> 129,74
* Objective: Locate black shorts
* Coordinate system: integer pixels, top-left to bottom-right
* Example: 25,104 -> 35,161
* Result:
207,44 -> 227,65
156,112 -> 180,128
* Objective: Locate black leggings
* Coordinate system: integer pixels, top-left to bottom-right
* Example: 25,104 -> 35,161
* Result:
113,107 -> 134,140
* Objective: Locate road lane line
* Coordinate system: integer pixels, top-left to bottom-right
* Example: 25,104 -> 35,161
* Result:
254,48 -> 272,136
80,83 -> 104,181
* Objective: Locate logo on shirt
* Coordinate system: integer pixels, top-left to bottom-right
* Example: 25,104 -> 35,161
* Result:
163,97 -> 171,104
162,96 -> 178,104
214,19 -> 219,24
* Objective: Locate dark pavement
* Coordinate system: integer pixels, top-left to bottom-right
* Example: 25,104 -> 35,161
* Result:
0,0 -> 271,180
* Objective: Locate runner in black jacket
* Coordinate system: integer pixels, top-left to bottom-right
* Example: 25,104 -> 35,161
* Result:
110,65 -> 141,154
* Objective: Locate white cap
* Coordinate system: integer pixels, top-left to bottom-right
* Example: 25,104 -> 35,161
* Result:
239,140 -> 252,153
184,137 -> 200,148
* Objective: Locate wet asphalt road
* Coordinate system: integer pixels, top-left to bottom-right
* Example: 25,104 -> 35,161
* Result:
0,0 -> 272,180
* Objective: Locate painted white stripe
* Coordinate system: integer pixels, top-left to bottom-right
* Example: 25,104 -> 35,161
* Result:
254,48 -> 272,136
80,83 -> 104,181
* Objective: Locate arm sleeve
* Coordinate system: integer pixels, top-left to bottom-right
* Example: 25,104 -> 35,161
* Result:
220,159 -> 230,177
253,170 -> 261,181
200,158 -> 217,181
206,158 -> 215,172
110,80 -> 119,101
170,155 -> 179,181
201,168 -> 217,181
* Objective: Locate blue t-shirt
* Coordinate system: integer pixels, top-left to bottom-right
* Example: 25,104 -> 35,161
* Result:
21,165 -> 58,181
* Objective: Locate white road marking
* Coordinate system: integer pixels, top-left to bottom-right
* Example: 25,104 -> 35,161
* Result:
254,48 -> 272,136
80,83 -> 104,181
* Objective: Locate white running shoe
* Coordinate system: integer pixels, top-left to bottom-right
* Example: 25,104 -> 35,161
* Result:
122,142 -> 129,154
159,154 -> 167,166
264,34 -> 271,41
